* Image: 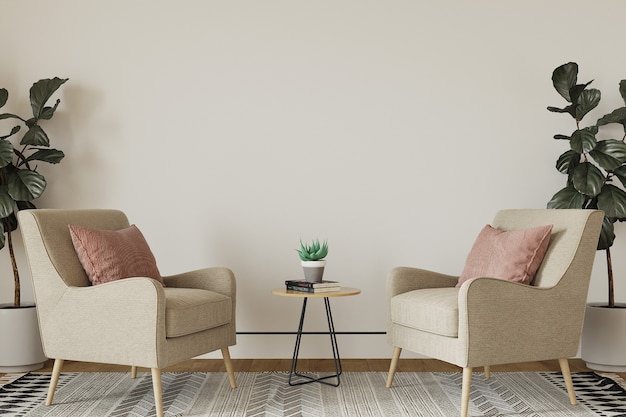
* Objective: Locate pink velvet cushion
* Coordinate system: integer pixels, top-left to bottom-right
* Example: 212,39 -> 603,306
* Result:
69,224 -> 164,286
456,224 -> 553,287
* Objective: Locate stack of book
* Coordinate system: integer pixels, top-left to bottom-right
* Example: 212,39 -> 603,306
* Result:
285,279 -> 340,293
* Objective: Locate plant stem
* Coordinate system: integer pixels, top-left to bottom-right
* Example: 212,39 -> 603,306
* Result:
6,218 -> 20,307
607,247 -> 614,308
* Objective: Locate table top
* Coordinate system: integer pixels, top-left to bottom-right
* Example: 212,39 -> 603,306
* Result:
272,287 -> 361,298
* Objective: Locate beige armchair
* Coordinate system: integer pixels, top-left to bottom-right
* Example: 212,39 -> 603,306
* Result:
386,209 -> 603,417
18,209 -> 237,417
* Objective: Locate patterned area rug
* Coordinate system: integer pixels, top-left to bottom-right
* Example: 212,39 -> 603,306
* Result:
1,371 -> 625,416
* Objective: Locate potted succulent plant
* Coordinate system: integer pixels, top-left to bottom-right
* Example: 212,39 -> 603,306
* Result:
296,238 -> 328,282
0,77 -> 67,371
546,62 -> 626,371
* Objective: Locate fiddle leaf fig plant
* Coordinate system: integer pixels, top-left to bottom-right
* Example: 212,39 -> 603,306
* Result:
0,77 -> 68,307
547,62 -> 626,307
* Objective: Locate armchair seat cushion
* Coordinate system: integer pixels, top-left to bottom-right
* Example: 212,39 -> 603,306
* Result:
164,288 -> 232,337
390,288 -> 459,337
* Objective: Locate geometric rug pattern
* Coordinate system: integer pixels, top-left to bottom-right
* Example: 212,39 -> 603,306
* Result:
1,371 -> 625,416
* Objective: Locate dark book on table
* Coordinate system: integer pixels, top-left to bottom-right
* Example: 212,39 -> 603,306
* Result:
284,279 -> 340,288
286,284 -> 341,293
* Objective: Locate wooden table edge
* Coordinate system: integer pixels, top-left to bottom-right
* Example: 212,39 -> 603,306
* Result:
271,287 -> 361,298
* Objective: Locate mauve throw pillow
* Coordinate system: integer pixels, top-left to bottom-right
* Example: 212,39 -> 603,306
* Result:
456,224 -> 553,287
69,224 -> 164,286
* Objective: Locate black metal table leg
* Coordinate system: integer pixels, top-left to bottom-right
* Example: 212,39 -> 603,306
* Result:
288,296 -> 342,387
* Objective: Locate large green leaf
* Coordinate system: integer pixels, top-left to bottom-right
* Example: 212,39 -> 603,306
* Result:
547,104 -> 576,118
23,149 -> 65,164
7,169 -> 46,201
547,185 -> 587,209
613,165 -> 626,188
598,216 -> 616,250
570,129 -> 597,153
552,62 -> 578,102
0,125 -> 20,141
596,107 -> 626,127
0,185 -> 15,218
620,80 -> 626,105
0,221 -> 5,250
0,113 -> 20,121
0,89 -> 7,108
576,88 -> 601,121
20,125 -> 49,147
29,78 -> 68,119
572,162 -> 605,196
39,99 -> 61,120
0,141 -> 14,168
556,149 -> 580,174
597,184 -> 626,219
16,200 -> 36,211
569,81 -> 594,105
589,139 -> 626,171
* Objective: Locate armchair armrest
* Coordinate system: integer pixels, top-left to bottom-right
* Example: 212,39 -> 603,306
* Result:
162,267 -> 236,298
459,277 -> 583,366
42,277 -> 165,365
387,266 -> 458,299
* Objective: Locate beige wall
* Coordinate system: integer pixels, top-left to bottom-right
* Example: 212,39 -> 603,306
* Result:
1,1 -> 625,358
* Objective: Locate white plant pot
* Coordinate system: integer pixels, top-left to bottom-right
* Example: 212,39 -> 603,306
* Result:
0,304 -> 47,372
581,303 -> 626,372
301,260 -> 326,282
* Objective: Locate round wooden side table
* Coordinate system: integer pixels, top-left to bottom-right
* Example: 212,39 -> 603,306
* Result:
271,287 -> 361,387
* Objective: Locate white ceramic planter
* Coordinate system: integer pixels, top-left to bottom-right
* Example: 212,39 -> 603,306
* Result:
0,304 -> 47,372
301,260 -> 326,282
581,303 -> 626,372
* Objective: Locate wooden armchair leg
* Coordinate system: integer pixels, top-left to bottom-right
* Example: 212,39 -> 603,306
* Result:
151,368 -> 164,417
461,367 -> 472,417
558,358 -> 577,405
484,365 -> 491,379
221,347 -> 237,388
386,346 -> 402,388
131,366 -> 137,379
45,358 -> 64,406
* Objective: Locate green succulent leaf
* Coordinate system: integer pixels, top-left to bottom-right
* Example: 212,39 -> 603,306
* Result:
570,129 -> 597,153
576,88 -> 601,121
597,216 -> 616,250
597,184 -> 626,219
20,125 -> 49,147
23,149 -> 65,165
547,185 -> 587,209
296,238 -> 328,261
556,150 -> 580,174
572,162 -> 605,197
0,141 -> 14,168
589,139 -> 626,171
7,169 -> 46,201
29,78 -> 68,119
552,62 -> 578,102
0,89 -> 7,108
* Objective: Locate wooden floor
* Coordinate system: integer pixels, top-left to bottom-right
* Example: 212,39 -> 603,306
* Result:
10,358 -> 624,380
